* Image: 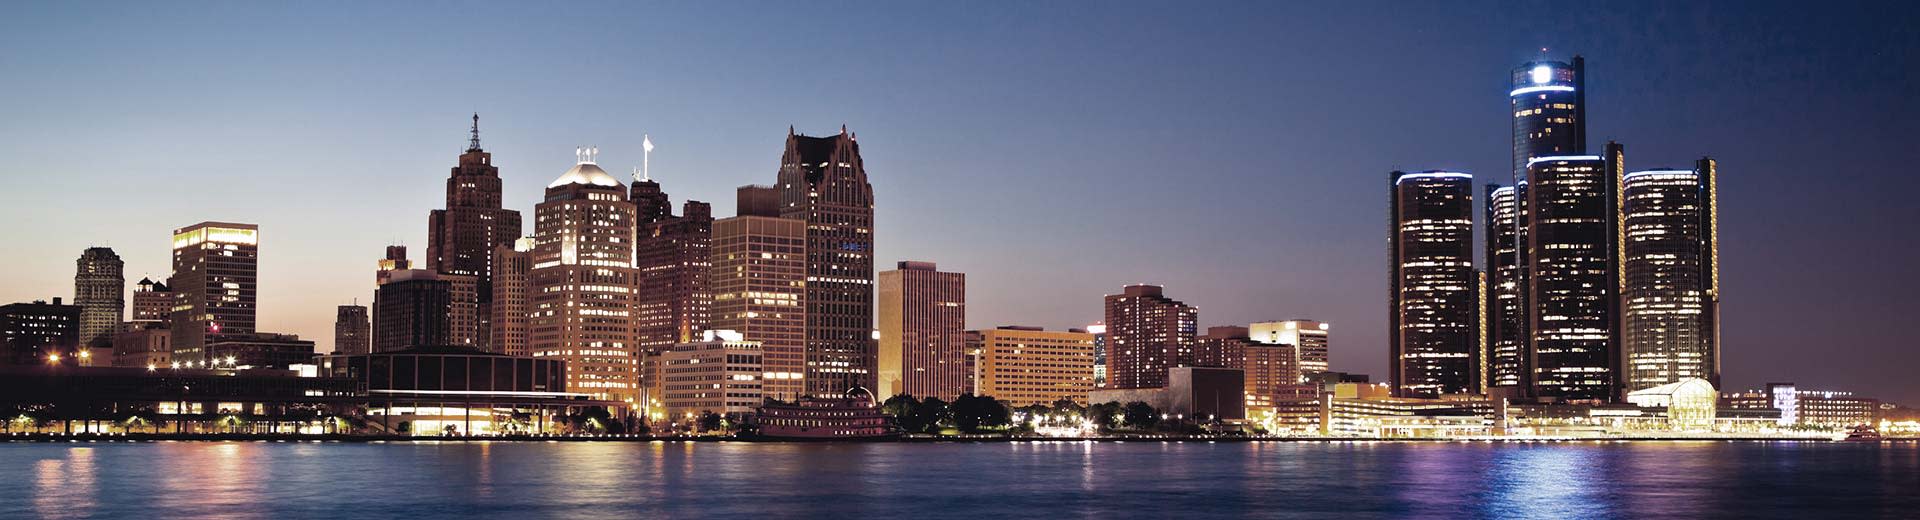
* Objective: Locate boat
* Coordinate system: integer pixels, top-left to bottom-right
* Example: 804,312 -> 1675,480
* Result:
1843,425 -> 1883,442
744,387 -> 902,441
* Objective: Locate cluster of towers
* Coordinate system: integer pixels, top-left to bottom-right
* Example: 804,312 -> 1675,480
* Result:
339,117 -> 876,405
1389,55 -> 1721,403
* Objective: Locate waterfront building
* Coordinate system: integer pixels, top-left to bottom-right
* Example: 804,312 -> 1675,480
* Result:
373,270 -> 451,352
320,345 -> 620,436
1243,341 -> 1307,412
130,278 -> 173,326
659,330 -> 764,423
112,325 -> 170,368
167,222 -> 259,364
973,326 -> 1095,407
1088,322 -> 1108,388
204,332 -> 316,370
1484,184 -> 1525,390
74,247 -> 124,348
1194,326 -> 1252,370
1491,56 -> 1590,398
1722,383 -> 1878,428
877,261 -> 967,400
488,238 -> 534,357
1623,378 -> 1717,430
530,147 -> 640,403
709,189 -> 807,400
1,298 -> 80,365
1103,285 -> 1198,389
1622,159 -> 1720,391
427,115 -> 523,349
777,127 -> 876,395
1088,366 -> 1245,422
334,304 -> 370,355
1249,320 -> 1330,382
1525,151 -> 1622,402
376,245 -> 411,286
1388,171 -> 1480,398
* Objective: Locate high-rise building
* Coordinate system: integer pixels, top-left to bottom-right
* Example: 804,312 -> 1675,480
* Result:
1194,325 -> 1252,369
443,273 -> 480,347
1622,159 -> 1720,391
877,261 -> 967,400
377,245 -> 411,286
710,188 -> 808,401
334,304 -> 370,355
1249,320 -> 1329,381
1087,322 -> 1108,388
1103,285 -> 1197,390
531,148 -> 640,403
168,222 -> 258,364
777,127 -> 876,395
427,115 -> 524,349
973,326 -> 1095,406
1,298 -> 79,365
73,247 -> 124,348
1511,57 -> 1586,180
130,278 -> 173,326
1485,184 -> 1527,390
1389,171 -> 1480,398
1525,150 -> 1622,402
488,238 -> 535,357
373,270 -> 451,352
1242,341 -> 1305,411
631,172 -> 713,398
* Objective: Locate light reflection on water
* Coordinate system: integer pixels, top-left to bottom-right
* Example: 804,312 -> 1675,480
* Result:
0,441 -> 1914,518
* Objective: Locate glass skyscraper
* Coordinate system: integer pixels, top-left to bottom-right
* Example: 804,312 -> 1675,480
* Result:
1622,159 -> 1720,391
1389,171 -> 1479,398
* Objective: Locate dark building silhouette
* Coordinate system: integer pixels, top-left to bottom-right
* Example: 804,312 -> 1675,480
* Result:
1102,285 -> 1197,389
631,176 -> 713,386
74,247 -> 124,348
1389,171 -> 1480,398
427,115 -> 523,349
1623,158 -> 1720,391
168,222 -> 259,364
204,332 -> 316,370
335,304 -> 370,355
1,298 -> 80,365
377,245 -> 411,286
373,270 -> 451,352
1525,148 -> 1623,403
777,127 -> 876,395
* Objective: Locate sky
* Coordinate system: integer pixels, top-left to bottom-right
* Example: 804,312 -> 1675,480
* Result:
2,1 -> 1916,403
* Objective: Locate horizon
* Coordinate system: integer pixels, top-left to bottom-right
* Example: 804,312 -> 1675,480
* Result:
2,1 -> 1917,404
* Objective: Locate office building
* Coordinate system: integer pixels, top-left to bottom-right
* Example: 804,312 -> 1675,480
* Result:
631,174 -> 713,402
1484,184 -> 1526,390
168,222 -> 258,364
973,326 -> 1095,407
1088,322 -> 1108,388
1525,150 -> 1622,402
74,247 -> 124,348
488,238 -> 534,357
1,299 -> 80,365
204,332 -> 316,370
530,148 -> 640,402
1243,341 -> 1306,411
112,325 -> 169,368
1103,284 -> 1197,389
443,273 -> 480,347
1723,383 -> 1878,429
427,115 -> 524,349
777,127 -> 876,395
334,304 -> 370,355
710,188 -> 807,401
1622,159 -> 1720,391
373,269 -> 451,352
377,245 -> 411,286
1250,320 -> 1330,381
1389,171 -> 1480,398
1511,56 -> 1586,179
878,261 -> 967,400
130,278 -> 172,326
1194,325 -> 1252,369
660,330 -> 764,422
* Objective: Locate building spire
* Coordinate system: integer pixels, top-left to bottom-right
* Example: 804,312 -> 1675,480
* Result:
467,113 -> 482,152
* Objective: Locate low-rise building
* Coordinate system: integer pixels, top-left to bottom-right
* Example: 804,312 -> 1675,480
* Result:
1089,366 -> 1244,422
974,326 -> 1095,407
660,331 -> 764,423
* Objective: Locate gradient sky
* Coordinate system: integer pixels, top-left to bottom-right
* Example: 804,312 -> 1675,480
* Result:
2,1 -> 1916,402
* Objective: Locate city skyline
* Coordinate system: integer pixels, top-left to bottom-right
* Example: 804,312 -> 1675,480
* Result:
2,2 -> 1917,404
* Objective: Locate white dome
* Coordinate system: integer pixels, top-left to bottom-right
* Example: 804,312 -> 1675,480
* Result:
548,161 -> 622,188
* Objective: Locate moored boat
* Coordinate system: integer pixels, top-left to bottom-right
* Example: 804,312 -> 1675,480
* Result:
746,387 -> 901,441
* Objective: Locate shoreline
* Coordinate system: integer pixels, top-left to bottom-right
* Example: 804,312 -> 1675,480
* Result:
0,433 -> 1899,443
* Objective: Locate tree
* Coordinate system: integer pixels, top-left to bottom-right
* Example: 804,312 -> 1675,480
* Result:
1123,401 -> 1159,430
882,394 -> 926,433
916,397 -> 950,433
1086,401 -> 1123,431
698,411 -> 724,433
950,394 -> 1010,433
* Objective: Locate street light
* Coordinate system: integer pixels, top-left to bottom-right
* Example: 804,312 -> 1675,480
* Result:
46,353 -> 59,364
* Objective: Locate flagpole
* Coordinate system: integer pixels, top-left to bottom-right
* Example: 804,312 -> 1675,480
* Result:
642,133 -> 652,182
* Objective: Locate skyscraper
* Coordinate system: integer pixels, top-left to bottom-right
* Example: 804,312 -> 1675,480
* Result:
1102,284 -> 1197,389
709,186 -> 808,401
777,127 -> 876,395
488,238 -> 534,357
130,278 -> 172,326
1194,325 -> 1252,369
334,304 -> 370,355
1511,57 -> 1585,180
1087,322 -> 1108,388
877,261 -> 967,400
373,270 -> 451,352
1622,158 -> 1720,391
168,222 -> 258,364
1388,171 -> 1480,398
73,247 -> 124,348
377,245 -> 411,286
1525,151 -> 1622,402
427,115 -> 523,349
531,148 -> 640,402
1485,184 -> 1526,390
1249,320 -> 1330,382
630,173 -> 713,368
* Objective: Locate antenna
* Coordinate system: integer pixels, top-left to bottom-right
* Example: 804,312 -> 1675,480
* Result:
467,113 -> 482,152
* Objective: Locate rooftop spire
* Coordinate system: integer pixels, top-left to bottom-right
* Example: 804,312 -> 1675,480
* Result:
467,113 -> 482,152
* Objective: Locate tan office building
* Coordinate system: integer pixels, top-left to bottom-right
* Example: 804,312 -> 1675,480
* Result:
975,326 -> 1095,407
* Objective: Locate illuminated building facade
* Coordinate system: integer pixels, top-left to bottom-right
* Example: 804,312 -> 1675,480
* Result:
131,278 -> 173,326
1723,383 -> 1878,429
488,239 -> 534,357
1389,171 -> 1479,398
1525,151 -> 1622,402
1242,341 -> 1306,411
973,327 -> 1094,407
777,127 -> 876,395
334,304 -> 370,355
1622,159 -> 1720,391
530,149 -> 640,403
167,222 -> 259,364
1492,56 -> 1589,398
1249,319 -> 1330,382
1102,284 -> 1197,390
1484,184 -> 1526,389
373,270 -> 451,352
660,331 -> 764,422
74,247 -> 124,348
204,332 -> 316,370
878,261 -> 967,400
1512,57 -> 1586,180
709,192 -> 807,401
1088,322 -> 1108,388
427,115 -> 523,349
376,245 -> 411,286
631,177 -> 713,401
1,299 -> 79,365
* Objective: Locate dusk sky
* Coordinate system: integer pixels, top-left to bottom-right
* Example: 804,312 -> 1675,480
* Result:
2,2 -> 1916,402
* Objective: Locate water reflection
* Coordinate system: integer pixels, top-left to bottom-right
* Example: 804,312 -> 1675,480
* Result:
32,447 -> 96,519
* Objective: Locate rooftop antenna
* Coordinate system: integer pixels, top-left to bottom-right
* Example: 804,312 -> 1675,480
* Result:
641,134 -> 655,182
467,113 -> 482,152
